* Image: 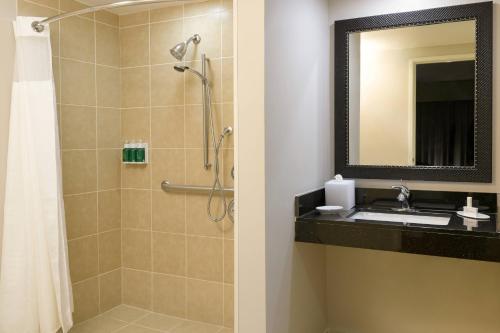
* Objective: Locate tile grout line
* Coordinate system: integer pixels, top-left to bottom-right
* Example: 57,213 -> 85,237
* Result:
148,7 -> 155,312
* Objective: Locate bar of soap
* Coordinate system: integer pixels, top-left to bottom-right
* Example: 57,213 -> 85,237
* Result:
325,178 -> 355,210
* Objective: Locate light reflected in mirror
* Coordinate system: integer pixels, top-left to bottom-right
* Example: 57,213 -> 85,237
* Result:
348,20 -> 476,167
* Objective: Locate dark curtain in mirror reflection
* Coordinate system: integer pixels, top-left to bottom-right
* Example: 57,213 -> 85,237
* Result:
415,61 -> 475,166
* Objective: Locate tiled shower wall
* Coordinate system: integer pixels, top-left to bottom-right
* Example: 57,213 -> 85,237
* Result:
18,0 -> 122,323
118,0 -> 234,329
17,0 -> 234,328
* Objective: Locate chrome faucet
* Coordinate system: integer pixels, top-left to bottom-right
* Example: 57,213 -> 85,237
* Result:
391,185 -> 413,211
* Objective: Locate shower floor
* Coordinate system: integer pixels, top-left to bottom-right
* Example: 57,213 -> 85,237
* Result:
69,305 -> 232,333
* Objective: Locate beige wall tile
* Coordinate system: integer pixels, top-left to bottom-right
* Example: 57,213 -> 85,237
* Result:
186,194 -> 224,237
151,107 -> 184,148
187,236 -> 222,281
96,23 -> 120,67
150,21 -> 183,65
153,274 -> 186,318
186,279 -> 223,325
23,0 -> 58,9
222,104 -> 233,148
68,235 -> 99,282
122,164 -> 151,189
123,229 -> 151,270
185,59 -> 221,104
17,0 -> 57,16
65,192 -> 98,240
152,191 -> 185,234
223,284 -> 234,328
99,269 -> 122,312
223,239 -> 233,284
152,149 -> 186,186
120,25 -> 150,67
122,189 -> 152,230
98,190 -> 121,232
221,13 -> 233,57
98,149 -> 121,190
221,58 -> 233,102
98,108 -> 121,149
185,105 -> 221,149
183,14 -> 221,61
61,16 -> 95,62
61,105 -> 96,149
121,108 -> 150,143
150,6 -> 183,23
151,65 -> 184,107
99,229 -> 121,273
222,0 -> 232,12
50,23 -> 60,58
61,0 -> 93,20
61,59 -> 96,106
52,58 -> 60,103
186,149 -> 212,186
97,66 -> 121,108
119,11 -> 149,27
184,0 -> 222,17
62,150 -> 97,195
96,11 -> 119,27
153,232 -> 186,275
121,67 -> 150,107
123,268 -> 152,310
73,278 -> 99,323
223,149 -> 234,187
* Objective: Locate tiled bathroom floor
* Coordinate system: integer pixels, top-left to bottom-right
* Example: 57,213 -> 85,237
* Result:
69,305 -> 232,333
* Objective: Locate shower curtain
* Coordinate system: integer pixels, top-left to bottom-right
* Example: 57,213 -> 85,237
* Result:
0,17 -> 73,333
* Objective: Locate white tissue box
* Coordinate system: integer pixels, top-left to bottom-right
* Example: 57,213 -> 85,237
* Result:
325,178 -> 355,210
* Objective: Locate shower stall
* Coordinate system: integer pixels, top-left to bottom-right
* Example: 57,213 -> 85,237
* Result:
14,0 -> 234,331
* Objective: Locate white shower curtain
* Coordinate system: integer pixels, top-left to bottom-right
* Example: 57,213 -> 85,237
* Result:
0,17 -> 73,333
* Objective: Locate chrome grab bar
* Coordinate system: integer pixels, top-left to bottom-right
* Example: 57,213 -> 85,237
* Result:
161,180 -> 234,194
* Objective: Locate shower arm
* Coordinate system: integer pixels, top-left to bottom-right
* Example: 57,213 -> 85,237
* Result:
31,0 -> 206,32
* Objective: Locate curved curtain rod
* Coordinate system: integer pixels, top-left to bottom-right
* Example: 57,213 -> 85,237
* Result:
31,0 -> 206,32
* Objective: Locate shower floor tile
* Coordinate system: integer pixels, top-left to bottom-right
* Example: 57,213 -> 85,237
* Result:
69,305 -> 228,333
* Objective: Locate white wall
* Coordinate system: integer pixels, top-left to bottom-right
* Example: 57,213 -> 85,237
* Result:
0,0 -> 16,266
265,0 -> 331,332
327,1 -> 500,332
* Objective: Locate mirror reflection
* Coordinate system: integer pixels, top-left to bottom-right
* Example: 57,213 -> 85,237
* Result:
348,20 -> 476,166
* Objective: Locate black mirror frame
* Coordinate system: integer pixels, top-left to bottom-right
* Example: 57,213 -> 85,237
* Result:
334,1 -> 493,183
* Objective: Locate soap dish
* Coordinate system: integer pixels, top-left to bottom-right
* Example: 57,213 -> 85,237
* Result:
456,211 -> 490,220
316,206 -> 344,215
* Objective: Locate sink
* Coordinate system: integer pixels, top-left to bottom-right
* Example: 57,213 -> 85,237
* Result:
350,211 -> 450,226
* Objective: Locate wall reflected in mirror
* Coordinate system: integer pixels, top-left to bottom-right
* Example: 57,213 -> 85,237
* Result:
348,20 -> 476,167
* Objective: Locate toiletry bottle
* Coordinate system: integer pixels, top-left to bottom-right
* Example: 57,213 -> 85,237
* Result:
129,140 -> 137,163
123,141 -> 130,162
136,140 -> 146,163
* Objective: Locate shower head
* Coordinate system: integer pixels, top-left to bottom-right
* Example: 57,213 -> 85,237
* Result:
173,65 -> 208,83
170,34 -> 201,61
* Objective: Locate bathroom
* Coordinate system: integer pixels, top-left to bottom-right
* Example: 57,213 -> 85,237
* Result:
1,0 -> 500,332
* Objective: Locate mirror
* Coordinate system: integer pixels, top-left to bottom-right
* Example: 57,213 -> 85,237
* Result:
348,20 -> 476,166
334,2 -> 492,182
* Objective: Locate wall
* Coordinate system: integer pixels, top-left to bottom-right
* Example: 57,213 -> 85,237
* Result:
0,0 -> 16,267
235,0 -> 267,331
17,0 -> 122,323
327,1 -> 500,332
265,0 -> 331,332
117,1 -> 234,328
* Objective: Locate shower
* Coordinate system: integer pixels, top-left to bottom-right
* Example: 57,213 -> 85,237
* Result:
171,35 -> 233,223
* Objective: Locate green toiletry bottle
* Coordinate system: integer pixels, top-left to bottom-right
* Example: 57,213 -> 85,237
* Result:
123,141 -> 130,162
136,140 -> 145,163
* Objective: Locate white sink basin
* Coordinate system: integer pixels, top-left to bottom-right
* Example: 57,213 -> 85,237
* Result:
350,211 -> 450,226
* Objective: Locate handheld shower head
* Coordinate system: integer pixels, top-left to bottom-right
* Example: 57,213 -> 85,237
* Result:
170,34 -> 201,61
173,65 -> 208,83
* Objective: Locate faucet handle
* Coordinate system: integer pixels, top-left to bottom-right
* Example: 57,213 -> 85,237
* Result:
391,185 -> 410,197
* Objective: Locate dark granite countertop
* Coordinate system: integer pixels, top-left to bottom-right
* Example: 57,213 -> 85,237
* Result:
295,188 -> 500,262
